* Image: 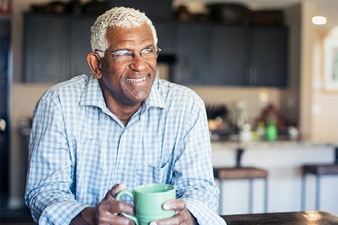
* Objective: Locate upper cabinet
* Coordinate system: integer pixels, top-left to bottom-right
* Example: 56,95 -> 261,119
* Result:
209,25 -> 249,86
69,16 -> 96,79
173,24 -> 288,87
248,26 -> 288,87
23,13 -> 288,87
153,21 -> 177,54
23,14 -> 95,83
175,23 -> 212,85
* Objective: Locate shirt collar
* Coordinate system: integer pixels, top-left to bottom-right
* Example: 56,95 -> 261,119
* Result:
80,76 -> 106,110
143,78 -> 166,110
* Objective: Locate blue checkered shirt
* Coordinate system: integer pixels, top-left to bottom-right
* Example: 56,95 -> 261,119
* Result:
25,74 -> 226,225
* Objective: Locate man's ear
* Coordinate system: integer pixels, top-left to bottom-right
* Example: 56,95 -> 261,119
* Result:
87,52 -> 102,79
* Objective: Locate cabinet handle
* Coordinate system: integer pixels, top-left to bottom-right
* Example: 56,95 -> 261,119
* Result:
70,62 -> 75,79
249,67 -> 257,85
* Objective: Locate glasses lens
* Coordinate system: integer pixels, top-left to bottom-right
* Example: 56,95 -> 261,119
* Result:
112,49 -> 133,62
140,48 -> 157,58
109,47 -> 160,62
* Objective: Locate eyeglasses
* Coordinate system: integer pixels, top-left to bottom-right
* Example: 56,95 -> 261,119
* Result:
95,46 -> 161,63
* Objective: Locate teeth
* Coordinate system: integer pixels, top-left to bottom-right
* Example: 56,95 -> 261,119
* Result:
126,77 -> 146,83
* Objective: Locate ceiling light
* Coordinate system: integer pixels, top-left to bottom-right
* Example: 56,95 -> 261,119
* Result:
312,16 -> 327,25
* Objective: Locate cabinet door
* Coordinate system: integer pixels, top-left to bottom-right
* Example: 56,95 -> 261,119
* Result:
154,21 -> 177,54
175,23 -> 211,85
210,25 -> 249,86
70,16 -> 96,76
248,27 -> 288,87
24,14 -> 70,83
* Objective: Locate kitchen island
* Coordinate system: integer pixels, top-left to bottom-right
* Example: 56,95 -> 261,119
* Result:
211,139 -> 338,215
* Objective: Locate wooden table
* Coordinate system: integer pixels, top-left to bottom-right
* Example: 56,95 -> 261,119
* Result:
222,211 -> 338,225
2,210 -> 338,225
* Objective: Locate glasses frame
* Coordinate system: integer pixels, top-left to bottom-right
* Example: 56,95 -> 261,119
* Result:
95,46 -> 161,62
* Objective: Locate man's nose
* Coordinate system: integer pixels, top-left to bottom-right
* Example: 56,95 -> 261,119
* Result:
129,53 -> 148,71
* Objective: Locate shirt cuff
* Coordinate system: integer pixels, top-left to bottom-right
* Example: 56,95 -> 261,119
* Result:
184,198 -> 227,225
38,201 -> 88,225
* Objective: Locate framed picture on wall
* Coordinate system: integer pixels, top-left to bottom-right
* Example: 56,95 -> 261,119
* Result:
324,37 -> 338,91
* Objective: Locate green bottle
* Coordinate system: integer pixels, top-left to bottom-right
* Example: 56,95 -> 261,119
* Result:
265,121 -> 278,141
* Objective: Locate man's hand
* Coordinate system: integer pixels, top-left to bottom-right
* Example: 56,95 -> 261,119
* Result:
149,199 -> 197,225
96,183 -> 135,224
70,183 -> 135,225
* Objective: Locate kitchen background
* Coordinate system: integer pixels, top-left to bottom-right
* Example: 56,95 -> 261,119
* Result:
1,0 -> 338,211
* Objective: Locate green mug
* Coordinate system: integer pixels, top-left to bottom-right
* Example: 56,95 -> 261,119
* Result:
116,183 -> 176,225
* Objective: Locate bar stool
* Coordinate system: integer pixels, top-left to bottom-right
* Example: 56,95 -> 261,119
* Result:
213,148 -> 268,214
301,164 -> 338,210
301,146 -> 338,210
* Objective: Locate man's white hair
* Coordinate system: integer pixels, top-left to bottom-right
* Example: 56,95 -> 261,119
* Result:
90,7 -> 158,57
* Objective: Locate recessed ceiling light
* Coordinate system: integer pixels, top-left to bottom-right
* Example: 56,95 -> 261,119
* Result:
312,16 -> 327,25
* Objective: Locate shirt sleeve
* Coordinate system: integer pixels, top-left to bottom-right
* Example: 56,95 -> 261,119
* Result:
172,96 -> 227,225
25,96 -> 86,224
185,198 -> 227,225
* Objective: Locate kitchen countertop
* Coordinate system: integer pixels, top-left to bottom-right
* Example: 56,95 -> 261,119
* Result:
211,136 -> 338,150
211,138 -> 338,215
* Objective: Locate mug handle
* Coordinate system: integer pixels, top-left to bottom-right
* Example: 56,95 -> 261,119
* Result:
115,190 -> 138,225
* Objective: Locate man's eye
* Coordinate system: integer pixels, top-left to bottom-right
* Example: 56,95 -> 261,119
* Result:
114,50 -> 132,57
141,48 -> 154,55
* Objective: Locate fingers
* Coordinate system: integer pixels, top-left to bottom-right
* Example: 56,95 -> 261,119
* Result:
99,183 -> 133,214
96,212 -> 125,225
96,184 -> 134,225
155,199 -> 196,225
103,183 -> 127,201
96,198 -> 135,224
163,199 -> 185,212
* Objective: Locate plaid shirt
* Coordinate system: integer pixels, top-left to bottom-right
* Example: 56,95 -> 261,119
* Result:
25,74 -> 226,225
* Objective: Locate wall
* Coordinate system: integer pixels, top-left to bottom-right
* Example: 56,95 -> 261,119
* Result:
189,86 -> 283,124
311,2 -> 338,141
300,1 -> 338,141
8,0 -> 298,208
280,4 -> 301,130
300,2 -> 316,140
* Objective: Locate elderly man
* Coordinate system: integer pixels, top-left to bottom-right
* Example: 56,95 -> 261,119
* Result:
25,7 -> 226,225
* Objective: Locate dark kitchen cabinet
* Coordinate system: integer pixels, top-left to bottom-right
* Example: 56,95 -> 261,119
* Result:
173,23 -> 287,87
174,24 -> 248,86
175,23 -> 212,85
23,14 -> 174,83
70,16 -> 95,77
207,25 -> 288,87
154,21 -> 177,54
23,13 -> 288,86
23,14 -> 68,82
209,25 -> 249,85
248,26 -> 288,87
23,14 -> 94,83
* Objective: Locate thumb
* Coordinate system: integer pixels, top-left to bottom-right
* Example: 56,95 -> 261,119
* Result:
103,183 -> 127,201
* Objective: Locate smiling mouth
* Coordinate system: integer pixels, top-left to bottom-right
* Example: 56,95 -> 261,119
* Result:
126,76 -> 147,83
